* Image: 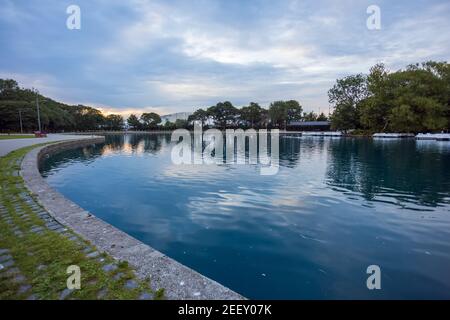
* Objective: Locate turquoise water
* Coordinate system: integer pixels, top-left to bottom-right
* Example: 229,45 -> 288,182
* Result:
41,134 -> 450,299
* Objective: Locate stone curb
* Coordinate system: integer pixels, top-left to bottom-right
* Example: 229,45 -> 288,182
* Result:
20,137 -> 244,300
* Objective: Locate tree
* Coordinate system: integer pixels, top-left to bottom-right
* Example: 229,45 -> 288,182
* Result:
0,101 -> 34,132
328,74 -> 369,131
359,97 -> 389,131
317,113 -> 328,121
285,100 -> 303,125
105,114 -> 124,130
328,61 -> 450,133
388,65 -> 447,131
70,106 -> 104,131
303,111 -> 318,121
388,96 -> 446,132
175,119 -> 189,129
0,79 -> 19,93
240,102 -> 265,128
330,102 -> 360,132
302,111 -> 327,122
140,112 -> 161,130
388,105 -> 418,133
0,80 -> 104,132
268,101 -> 286,128
329,74 -> 369,107
419,98 -> 447,131
163,121 -> 176,130
361,63 -> 448,132
188,108 -> 209,127
207,101 -> 238,129
127,114 -> 141,130
269,100 -> 302,129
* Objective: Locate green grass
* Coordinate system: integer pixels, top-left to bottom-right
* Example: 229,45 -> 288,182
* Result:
0,145 -> 164,300
0,135 -> 35,140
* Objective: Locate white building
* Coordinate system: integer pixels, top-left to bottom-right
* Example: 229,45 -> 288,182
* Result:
160,112 -> 193,124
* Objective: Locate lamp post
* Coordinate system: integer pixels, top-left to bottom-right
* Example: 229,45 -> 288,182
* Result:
33,88 -> 42,132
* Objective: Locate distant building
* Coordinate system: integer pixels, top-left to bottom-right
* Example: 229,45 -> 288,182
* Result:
160,112 -> 193,124
288,121 -> 331,131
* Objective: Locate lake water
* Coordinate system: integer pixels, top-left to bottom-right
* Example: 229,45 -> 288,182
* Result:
40,134 -> 450,299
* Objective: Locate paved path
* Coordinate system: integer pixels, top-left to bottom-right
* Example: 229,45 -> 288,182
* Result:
0,134 -> 98,157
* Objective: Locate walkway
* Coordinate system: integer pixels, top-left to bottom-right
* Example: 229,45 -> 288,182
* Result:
0,134 -> 96,157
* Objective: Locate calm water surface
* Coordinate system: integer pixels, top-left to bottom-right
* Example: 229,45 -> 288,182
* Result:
41,134 -> 450,299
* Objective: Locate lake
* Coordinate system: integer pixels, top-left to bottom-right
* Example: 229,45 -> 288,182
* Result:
40,133 -> 450,299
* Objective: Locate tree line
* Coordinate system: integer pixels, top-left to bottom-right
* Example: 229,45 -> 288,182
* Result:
328,61 -> 450,133
2,60 -> 447,134
0,79 -> 165,132
0,79 -> 118,132
129,100 -> 328,130
159,100 -> 328,130
0,79 -> 327,132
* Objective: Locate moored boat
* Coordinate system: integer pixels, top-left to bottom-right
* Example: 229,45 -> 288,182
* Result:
416,133 -> 450,141
373,133 -> 415,138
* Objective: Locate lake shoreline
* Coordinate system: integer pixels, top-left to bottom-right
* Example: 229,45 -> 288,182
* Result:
19,137 -> 245,300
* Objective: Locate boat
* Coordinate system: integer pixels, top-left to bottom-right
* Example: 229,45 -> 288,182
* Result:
416,133 -> 450,141
373,133 -> 415,139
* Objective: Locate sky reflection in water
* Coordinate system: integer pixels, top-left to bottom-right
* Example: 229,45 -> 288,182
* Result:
41,134 -> 450,299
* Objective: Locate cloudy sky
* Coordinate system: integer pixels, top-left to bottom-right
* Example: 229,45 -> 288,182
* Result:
1,0 -> 449,116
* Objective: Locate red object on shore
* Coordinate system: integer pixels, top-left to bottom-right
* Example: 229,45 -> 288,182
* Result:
34,131 -> 47,138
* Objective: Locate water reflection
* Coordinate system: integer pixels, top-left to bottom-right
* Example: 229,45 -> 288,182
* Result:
326,138 -> 450,208
40,134 -> 450,299
42,134 -> 450,210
